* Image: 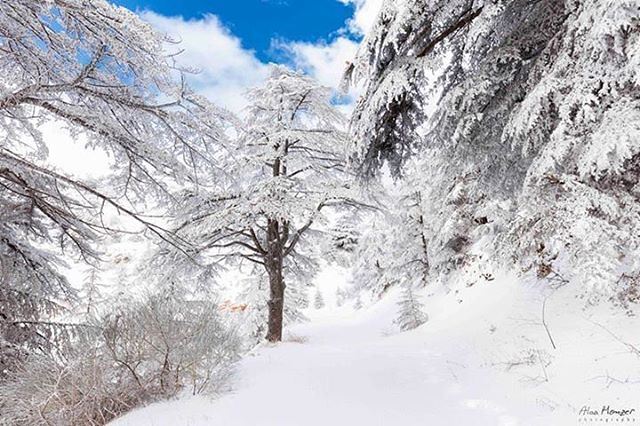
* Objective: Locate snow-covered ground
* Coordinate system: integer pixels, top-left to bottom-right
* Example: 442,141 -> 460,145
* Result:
111,267 -> 640,426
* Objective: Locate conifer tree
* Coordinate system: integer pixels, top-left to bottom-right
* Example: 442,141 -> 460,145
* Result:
347,0 -> 640,301
395,286 -> 428,331
314,289 -> 325,310
171,66 -> 362,341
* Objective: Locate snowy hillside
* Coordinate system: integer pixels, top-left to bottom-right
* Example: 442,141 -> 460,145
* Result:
111,262 -> 640,426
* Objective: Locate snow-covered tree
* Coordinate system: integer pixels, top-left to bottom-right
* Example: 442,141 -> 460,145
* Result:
500,0 -> 640,302
0,0 -> 227,372
321,213 -> 360,267
353,295 -> 363,310
347,0 -> 640,302
347,0 -> 566,179
348,176 -> 431,304
395,286 -> 428,331
172,66 -> 362,342
387,187 -> 431,288
237,277 -> 269,344
314,289 -> 325,309
81,267 -> 104,317
335,288 -> 346,307
348,213 -> 394,300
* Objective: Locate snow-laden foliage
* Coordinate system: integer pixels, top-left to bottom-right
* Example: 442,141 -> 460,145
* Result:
348,0 -> 566,179
313,288 -> 325,309
388,187 -> 431,289
395,286 -> 428,331
349,176 -> 431,304
0,0 -> 228,370
348,214 -> 394,300
0,286 -> 240,426
349,0 -> 640,303
503,0 -> 640,303
321,213 -> 360,267
165,66 -> 363,341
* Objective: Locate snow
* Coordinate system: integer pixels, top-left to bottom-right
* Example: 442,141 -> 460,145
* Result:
111,299 -> 525,425
109,264 -> 640,426
6,1 -> 640,424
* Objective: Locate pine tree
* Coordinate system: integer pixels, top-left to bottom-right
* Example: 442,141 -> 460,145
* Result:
238,277 -> 269,344
347,0 -> 640,302
395,286 -> 428,331
349,179 -> 432,300
386,184 -> 431,288
353,295 -> 363,310
348,214 -> 394,299
168,66 -> 363,342
335,288 -> 345,307
314,289 -> 325,310
81,267 -> 104,317
322,214 -> 360,267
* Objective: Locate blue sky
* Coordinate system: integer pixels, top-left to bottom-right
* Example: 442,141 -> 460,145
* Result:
111,0 -> 381,112
114,0 -> 356,62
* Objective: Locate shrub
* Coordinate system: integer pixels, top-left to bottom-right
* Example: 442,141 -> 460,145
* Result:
0,290 -> 240,425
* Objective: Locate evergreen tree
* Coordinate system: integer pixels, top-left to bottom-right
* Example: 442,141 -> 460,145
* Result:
169,66 -> 362,342
353,295 -> 363,310
335,288 -> 345,307
395,286 -> 428,331
349,178 -> 431,302
347,0 -> 640,302
314,289 -> 325,310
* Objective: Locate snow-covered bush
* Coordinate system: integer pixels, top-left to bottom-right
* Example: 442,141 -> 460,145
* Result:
0,289 -> 240,426
101,289 -> 240,397
611,273 -> 640,316
0,349 -> 140,426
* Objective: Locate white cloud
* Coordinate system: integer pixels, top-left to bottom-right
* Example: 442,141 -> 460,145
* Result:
280,37 -> 358,90
277,0 -> 383,112
340,0 -> 384,35
141,12 -> 269,113
134,1 -> 384,113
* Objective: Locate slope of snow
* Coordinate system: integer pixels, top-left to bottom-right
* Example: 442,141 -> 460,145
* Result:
110,267 -> 640,426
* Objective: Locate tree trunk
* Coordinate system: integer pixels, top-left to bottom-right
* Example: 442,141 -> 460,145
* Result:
415,192 -> 430,287
265,218 -> 286,342
266,262 -> 285,342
